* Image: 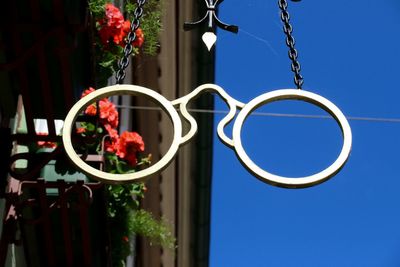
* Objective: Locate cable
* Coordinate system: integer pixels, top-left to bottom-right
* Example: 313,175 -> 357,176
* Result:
115,105 -> 400,123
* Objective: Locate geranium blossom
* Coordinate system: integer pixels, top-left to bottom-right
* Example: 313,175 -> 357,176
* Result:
81,87 -> 97,116
97,3 -> 144,48
37,132 -> 57,149
104,124 -> 119,153
81,90 -> 119,130
104,3 -> 124,27
133,28 -> 144,48
99,100 -> 119,129
76,127 -> 86,134
98,4 -> 125,46
116,131 -> 145,166
81,87 -> 95,98
85,104 -> 97,116
79,87 -> 148,169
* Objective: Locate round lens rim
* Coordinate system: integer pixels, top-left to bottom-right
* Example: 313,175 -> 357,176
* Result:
62,84 -> 182,184
232,89 -> 352,188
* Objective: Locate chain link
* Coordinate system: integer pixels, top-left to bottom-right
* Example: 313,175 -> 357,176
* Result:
115,0 -> 146,84
278,0 -> 303,89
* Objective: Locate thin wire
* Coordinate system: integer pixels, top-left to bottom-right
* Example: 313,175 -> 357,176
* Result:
115,105 -> 400,123
239,28 -> 279,57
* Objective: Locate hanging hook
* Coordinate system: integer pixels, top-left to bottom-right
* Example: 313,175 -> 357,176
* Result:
183,0 -> 238,33
184,0 -> 238,50
184,0 -> 299,33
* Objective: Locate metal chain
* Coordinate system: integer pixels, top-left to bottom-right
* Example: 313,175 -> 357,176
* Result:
115,0 -> 146,84
278,0 -> 304,89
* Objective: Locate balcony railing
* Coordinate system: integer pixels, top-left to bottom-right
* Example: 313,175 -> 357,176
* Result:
0,1 -> 111,266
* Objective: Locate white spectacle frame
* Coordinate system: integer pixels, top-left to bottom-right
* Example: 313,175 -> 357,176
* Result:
63,84 -> 352,188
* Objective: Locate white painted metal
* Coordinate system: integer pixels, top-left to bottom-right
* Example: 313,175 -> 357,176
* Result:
232,89 -> 352,188
63,84 -> 352,188
62,84 -> 182,184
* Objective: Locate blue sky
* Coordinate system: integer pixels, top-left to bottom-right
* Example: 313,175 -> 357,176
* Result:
210,1 -> 400,266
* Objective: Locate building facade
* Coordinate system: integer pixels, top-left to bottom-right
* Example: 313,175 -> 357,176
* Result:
0,0 -> 214,266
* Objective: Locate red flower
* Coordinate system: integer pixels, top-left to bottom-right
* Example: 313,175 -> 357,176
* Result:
116,131 -> 145,166
98,7 -> 123,46
80,88 -> 119,129
114,20 -> 131,45
76,127 -> 86,134
122,236 -> 129,243
78,88 -> 147,168
132,28 -> 144,48
81,87 -> 97,116
97,3 -> 144,48
104,124 -> 119,153
105,4 -> 124,25
37,132 -> 57,149
99,100 -> 119,128
104,124 -> 118,139
119,21 -> 144,48
85,104 -> 97,116
98,4 -> 128,47
81,87 -> 95,98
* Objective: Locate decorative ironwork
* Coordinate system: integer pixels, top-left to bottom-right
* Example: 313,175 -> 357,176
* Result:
183,0 -> 238,33
183,0 -> 238,50
63,84 -> 352,188
183,0 -> 302,50
0,178 -> 104,266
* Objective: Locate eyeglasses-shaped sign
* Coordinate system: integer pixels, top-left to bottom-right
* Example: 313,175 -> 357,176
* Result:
63,84 -> 352,189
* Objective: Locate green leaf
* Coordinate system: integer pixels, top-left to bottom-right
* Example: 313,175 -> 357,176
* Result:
116,160 -> 127,174
99,60 -> 114,68
86,122 -> 96,132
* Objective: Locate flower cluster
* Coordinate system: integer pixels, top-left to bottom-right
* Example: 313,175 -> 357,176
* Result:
97,3 -> 144,48
80,87 -> 119,138
115,131 -> 145,166
78,87 -> 148,168
89,2 -> 146,86
85,2 -> 170,265
36,132 -> 57,149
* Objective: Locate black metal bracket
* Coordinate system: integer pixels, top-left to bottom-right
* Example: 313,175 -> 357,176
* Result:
184,0 -> 238,33
183,0 -> 301,33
